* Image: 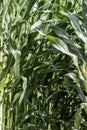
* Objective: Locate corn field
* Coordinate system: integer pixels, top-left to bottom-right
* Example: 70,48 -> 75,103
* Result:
0,0 -> 87,130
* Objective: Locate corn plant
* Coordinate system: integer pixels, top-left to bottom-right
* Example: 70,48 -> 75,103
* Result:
0,0 -> 87,130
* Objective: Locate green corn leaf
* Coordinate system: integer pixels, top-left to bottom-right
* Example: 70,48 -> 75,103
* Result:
31,15 -> 48,32
47,35 -> 73,56
67,13 -> 87,53
31,20 -> 42,32
82,0 -> 87,30
74,106 -> 82,130
13,50 -> 21,79
2,0 -> 11,19
82,103 -> 87,114
19,76 -> 27,105
47,35 -> 79,66
12,92 -> 20,104
53,27 -> 85,64
18,0 -> 28,14
23,0 -> 37,20
10,21 -> 25,33
66,72 -> 87,102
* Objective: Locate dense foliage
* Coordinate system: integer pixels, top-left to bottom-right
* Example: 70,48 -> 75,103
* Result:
0,0 -> 87,130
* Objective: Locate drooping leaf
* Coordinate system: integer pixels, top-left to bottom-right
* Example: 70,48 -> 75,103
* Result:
67,13 -> 87,53
47,35 -> 79,66
53,27 -> 85,64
